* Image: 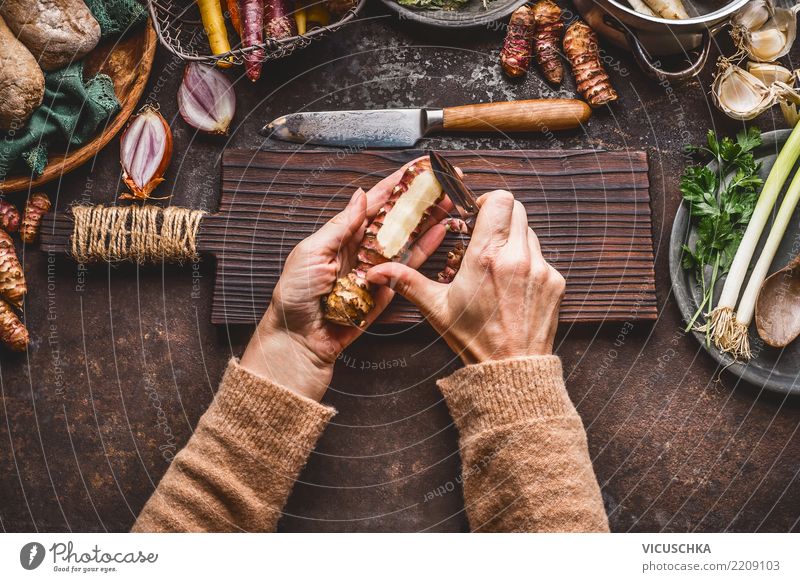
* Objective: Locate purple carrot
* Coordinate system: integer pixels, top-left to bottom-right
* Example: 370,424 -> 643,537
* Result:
265,0 -> 296,40
240,0 -> 264,81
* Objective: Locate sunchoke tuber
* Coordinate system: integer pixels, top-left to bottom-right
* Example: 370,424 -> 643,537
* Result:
532,0 -> 565,85
0,298 -> 27,351
500,5 -> 536,78
0,230 -> 26,308
0,199 -> 20,233
21,192 -> 51,244
323,159 -> 444,327
563,21 -> 618,108
437,242 -> 465,284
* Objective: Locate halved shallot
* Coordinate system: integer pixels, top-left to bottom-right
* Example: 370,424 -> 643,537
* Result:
177,63 -> 236,135
120,105 -> 173,200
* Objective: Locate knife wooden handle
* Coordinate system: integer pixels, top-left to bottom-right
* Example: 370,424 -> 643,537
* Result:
442,99 -> 591,132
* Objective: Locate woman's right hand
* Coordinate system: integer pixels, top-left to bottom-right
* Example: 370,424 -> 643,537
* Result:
366,190 -> 565,365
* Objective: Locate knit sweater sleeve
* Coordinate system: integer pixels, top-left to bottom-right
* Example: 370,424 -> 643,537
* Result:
437,356 -> 609,532
132,359 -> 335,532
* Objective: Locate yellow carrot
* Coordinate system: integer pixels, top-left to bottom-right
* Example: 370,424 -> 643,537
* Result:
307,3 -> 330,28
295,6 -> 308,35
198,0 -> 232,67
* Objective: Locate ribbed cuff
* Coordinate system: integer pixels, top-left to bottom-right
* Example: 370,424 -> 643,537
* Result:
202,359 -> 336,470
437,356 -> 576,438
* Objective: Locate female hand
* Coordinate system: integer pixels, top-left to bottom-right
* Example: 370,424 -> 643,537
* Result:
366,190 -> 565,365
240,158 -> 450,401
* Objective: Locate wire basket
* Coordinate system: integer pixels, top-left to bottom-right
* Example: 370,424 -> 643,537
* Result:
147,0 -> 366,66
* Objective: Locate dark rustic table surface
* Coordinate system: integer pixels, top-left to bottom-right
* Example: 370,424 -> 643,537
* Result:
2,2 -> 799,533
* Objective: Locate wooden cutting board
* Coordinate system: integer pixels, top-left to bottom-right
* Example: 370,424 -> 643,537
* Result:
213,149 -> 657,325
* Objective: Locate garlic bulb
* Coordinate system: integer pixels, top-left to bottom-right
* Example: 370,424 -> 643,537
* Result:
712,61 -> 774,120
747,62 -> 793,85
732,4 -> 800,62
732,0 -> 773,32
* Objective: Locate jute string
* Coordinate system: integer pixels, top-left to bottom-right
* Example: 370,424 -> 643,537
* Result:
70,205 -> 206,264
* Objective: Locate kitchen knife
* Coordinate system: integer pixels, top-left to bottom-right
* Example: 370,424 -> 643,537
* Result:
261,99 -> 591,147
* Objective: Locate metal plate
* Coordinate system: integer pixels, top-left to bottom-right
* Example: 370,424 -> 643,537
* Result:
669,129 -> 800,395
379,0 -> 527,29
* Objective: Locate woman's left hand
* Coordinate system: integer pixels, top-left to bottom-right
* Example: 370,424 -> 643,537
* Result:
240,158 -> 449,401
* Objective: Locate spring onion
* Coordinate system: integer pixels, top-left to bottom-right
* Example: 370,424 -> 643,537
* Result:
723,166 -> 800,359
704,120 -> 800,356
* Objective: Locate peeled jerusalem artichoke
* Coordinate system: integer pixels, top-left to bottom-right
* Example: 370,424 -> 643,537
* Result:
0,230 -> 26,308
0,298 -> 28,351
642,0 -> 689,19
323,159 -> 444,327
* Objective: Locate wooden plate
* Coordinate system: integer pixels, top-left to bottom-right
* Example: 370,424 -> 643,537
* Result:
669,129 -> 800,395
379,0 -> 527,29
0,21 -> 157,193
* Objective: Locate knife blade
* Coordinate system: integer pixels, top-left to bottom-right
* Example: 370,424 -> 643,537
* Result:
261,99 -> 591,147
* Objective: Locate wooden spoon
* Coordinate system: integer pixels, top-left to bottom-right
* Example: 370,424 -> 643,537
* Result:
755,253 -> 800,348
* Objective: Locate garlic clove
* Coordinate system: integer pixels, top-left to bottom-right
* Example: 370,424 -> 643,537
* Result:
177,63 -> 236,136
747,62 -> 793,85
732,0 -> 774,32
120,106 -> 173,200
749,27 -> 789,61
734,5 -> 798,62
712,61 -> 775,121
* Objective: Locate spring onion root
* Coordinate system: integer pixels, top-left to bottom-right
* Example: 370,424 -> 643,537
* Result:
704,121 -> 800,356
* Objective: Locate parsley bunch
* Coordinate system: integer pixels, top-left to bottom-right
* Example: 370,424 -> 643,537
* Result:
680,128 -> 764,336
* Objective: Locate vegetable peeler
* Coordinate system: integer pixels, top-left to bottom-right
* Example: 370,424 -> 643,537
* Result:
429,151 -> 477,233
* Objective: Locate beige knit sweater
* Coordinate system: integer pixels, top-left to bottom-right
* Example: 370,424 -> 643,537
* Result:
132,356 -> 608,532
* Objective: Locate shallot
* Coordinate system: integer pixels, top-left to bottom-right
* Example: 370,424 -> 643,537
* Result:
120,105 -> 173,200
177,63 -> 236,136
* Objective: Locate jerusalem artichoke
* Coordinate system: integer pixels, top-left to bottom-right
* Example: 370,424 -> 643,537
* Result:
324,159 -> 444,326
500,5 -> 536,78
21,192 -> 51,244
0,230 -> 25,308
437,242 -> 465,284
0,199 -> 20,233
563,21 -> 618,108
0,298 -> 27,351
532,0 -> 564,85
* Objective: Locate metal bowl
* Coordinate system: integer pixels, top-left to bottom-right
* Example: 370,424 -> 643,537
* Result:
574,0 -> 750,81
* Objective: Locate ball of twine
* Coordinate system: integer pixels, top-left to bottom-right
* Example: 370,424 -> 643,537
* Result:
70,205 -> 206,264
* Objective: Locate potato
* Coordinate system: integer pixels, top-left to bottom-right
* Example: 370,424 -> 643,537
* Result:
0,15 -> 44,131
0,0 -> 100,71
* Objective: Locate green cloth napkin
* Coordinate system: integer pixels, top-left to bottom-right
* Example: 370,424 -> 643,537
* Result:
0,0 -> 147,181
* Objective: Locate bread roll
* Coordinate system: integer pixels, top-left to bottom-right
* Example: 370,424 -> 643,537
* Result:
0,0 -> 100,71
